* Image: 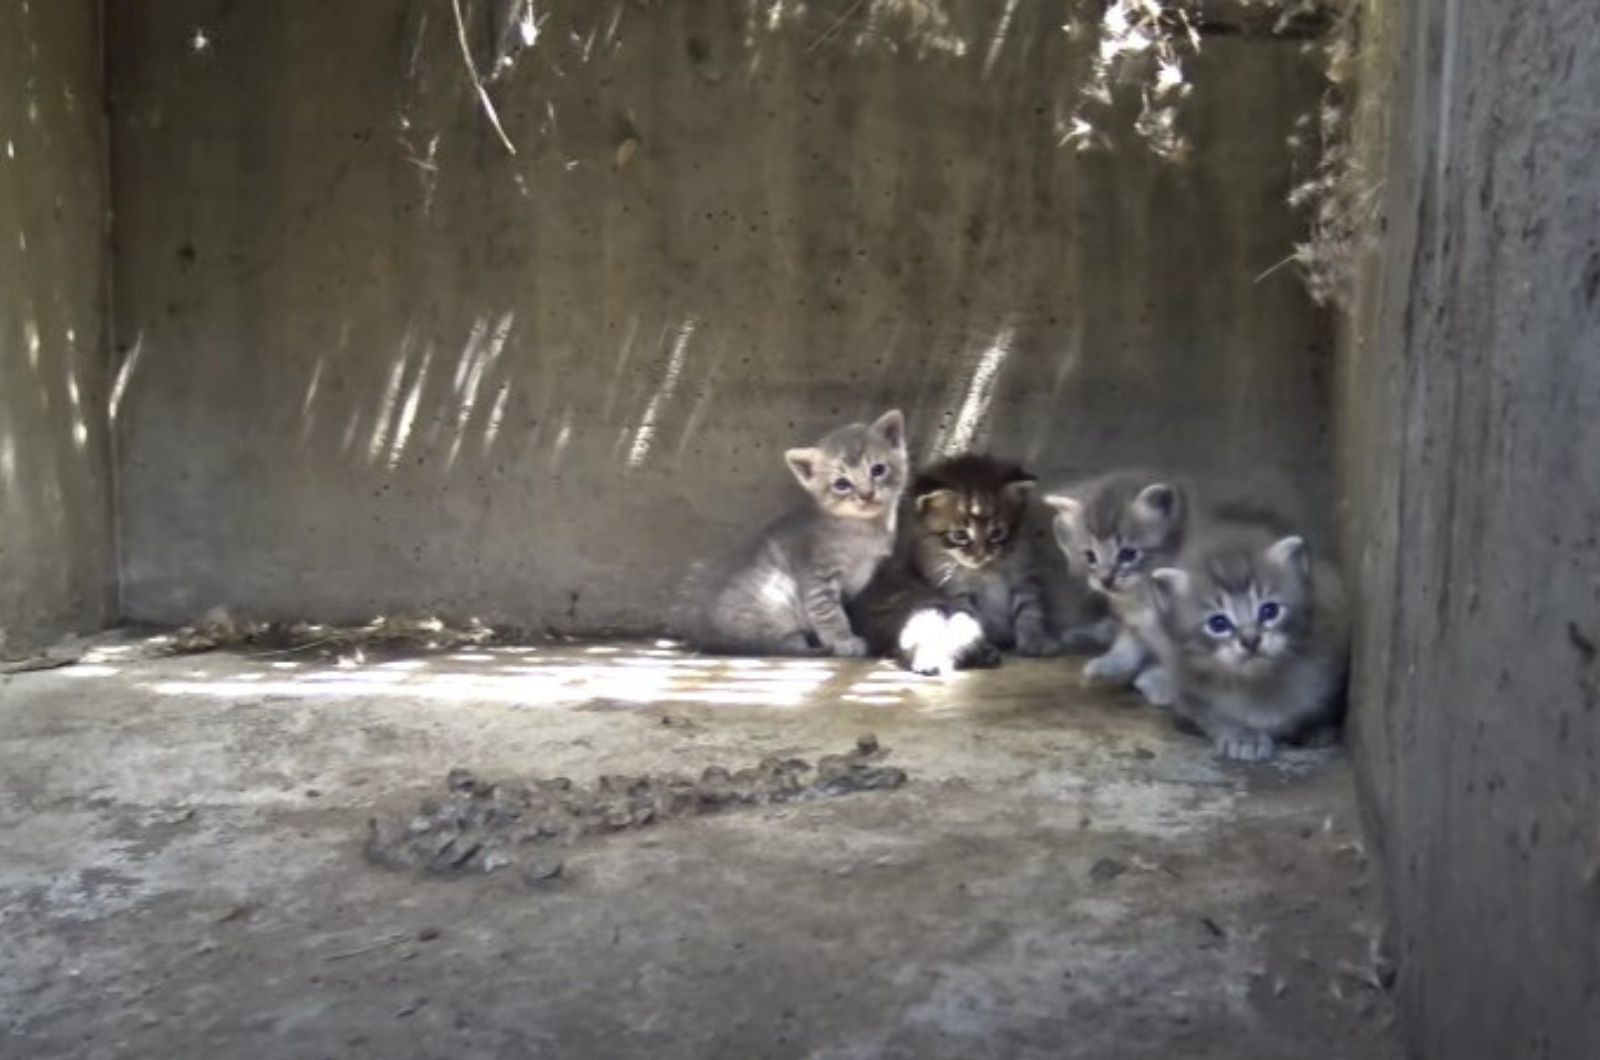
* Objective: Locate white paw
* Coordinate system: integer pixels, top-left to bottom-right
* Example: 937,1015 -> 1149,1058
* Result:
1083,654 -> 1137,686
1133,666 -> 1175,707
906,647 -> 954,676
1214,730 -> 1277,762
830,636 -> 869,658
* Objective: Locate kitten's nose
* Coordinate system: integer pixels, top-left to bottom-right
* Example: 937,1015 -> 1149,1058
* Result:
858,488 -> 876,504
1239,629 -> 1261,653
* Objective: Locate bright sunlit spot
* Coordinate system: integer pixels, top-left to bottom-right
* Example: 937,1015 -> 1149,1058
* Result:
146,646 -> 850,709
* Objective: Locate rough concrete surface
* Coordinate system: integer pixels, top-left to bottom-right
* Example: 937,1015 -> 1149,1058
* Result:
1340,0 -> 1600,1056
109,1 -> 1336,632
0,0 -> 116,656
0,639 -> 1399,1059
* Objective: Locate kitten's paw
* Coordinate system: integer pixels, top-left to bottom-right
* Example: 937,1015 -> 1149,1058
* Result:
904,647 -> 955,676
959,639 -> 1003,670
1015,632 -> 1063,658
829,636 -> 869,658
1083,654 -> 1137,686
1132,666 -> 1175,707
1214,730 -> 1277,762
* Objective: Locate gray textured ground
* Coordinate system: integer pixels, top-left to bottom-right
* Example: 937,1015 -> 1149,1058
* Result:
0,638 -> 1399,1059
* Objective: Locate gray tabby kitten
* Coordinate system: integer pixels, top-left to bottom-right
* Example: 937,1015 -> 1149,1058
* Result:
1148,526 -> 1349,762
702,410 -> 908,657
907,455 -> 1059,658
1044,471 -> 1187,705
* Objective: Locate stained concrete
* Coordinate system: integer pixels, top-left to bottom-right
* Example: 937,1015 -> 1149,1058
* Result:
1340,0 -> 1600,1056
108,1 -> 1336,633
0,640 -> 1399,1059
0,0 -> 116,656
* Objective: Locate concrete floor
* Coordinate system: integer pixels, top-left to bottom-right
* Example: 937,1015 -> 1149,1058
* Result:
0,638 -> 1399,1059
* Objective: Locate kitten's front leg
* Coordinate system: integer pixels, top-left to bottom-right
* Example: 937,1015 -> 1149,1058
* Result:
801,572 -> 867,657
1010,578 -> 1061,657
1132,664 -> 1175,707
1082,626 -> 1147,686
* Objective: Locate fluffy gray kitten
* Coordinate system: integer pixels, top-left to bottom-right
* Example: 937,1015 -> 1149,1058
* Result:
1044,471 -> 1188,704
906,454 -> 1059,657
1149,526 -> 1349,762
702,410 -> 908,657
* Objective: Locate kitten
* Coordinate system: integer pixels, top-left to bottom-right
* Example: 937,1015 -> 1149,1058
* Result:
702,410 -> 908,657
906,455 -> 1059,657
1148,526 -> 1349,762
1044,471 -> 1187,704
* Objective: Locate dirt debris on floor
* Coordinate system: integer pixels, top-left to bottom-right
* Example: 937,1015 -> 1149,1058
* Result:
0,635 -> 1401,1059
366,735 -> 906,881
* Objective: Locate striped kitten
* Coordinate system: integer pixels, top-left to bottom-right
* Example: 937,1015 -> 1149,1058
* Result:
702,410 -> 909,657
1044,471 -> 1188,704
907,455 -> 1059,658
1149,526 -> 1349,761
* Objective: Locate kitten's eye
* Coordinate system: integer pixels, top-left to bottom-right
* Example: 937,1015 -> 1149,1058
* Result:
831,477 -> 853,494
869,463 -> 888,479
1084,549 -> 1098,567
947,529 -> 972,546
1205,614 -> 1234,636
987,526 -> 1009,544
1258,602 -> 1282,624
1116,546 -> 1141,566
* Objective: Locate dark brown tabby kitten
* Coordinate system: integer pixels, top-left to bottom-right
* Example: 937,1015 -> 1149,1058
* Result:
906,455 -> 1059,657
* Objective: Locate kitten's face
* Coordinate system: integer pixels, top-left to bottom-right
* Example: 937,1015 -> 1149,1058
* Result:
785,409 -> 908,520
1046,481 -> 1183,598
1153,536 -> 1312,680
916,478 -> 1034,570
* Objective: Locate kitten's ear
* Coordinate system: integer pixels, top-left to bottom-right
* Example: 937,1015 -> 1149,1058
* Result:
785,447 -> 823,487
1266,535 -> 1311,581
916,488 -> 958,515
1149,568 -> 1189,613
1043,494 -> 1081,520
1050,512 -> 1075,554
1001,475 -> 1038,505
1135,482 -> 1180,519
871,409 -> 906,450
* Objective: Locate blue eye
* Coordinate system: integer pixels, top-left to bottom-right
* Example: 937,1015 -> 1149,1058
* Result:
1116,546 -> 1140,565
870,463 -> 888,479
1258,602 -> 1282,624
1205,614 -> 1233,636
831,477 -> 853,494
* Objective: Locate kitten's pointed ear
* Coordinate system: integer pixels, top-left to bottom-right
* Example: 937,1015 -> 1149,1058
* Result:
785,447 -> 823,487
871,409 -> 906,449
1135,482 -> 1180,518
1001,475 -> 1038,505
916,488 -> 957,515
1043,494 -> 1082,520
1051,514 -> 1075,554
1149,568 -> 1189,613
1266,535 -> 1311,580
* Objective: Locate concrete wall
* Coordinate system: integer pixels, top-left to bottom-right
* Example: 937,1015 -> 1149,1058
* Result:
110,1 -> 1334,632
1341,0 -> 1600,1056
0,0 -> 115,657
